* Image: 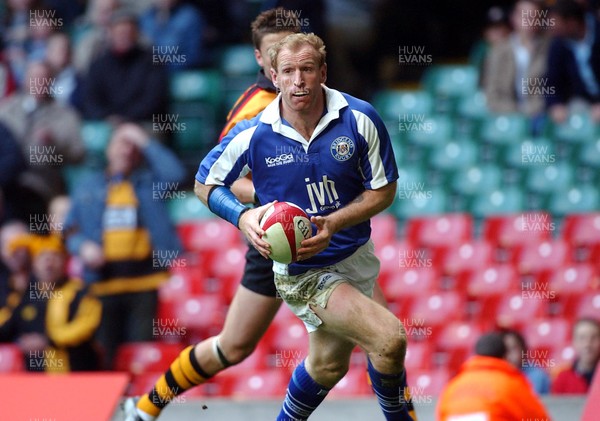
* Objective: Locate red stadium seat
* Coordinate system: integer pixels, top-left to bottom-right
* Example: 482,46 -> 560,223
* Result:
371,213 -> 399,249
405,213 -> 473,250
328,366 -> 371,398
549,263 -> 597,314
208,244 -> 247,300
224,368 -> 289,398
114,342 -> 183,374
409,368 -> 451,397
550,343 -> 576,376
467,264 -> 519,326
0,344 -> 24,372
173,294 -> 227,340
177,219 -> 242,252
127,372 -> 162,396
524,318 -> 571,354
436,321 -> 481,375
404,341 -> 434,372
409,292 -> 465,332
376,240 -> 428,287
495,292 -> 547,330
482,212 -> 553,261
385,266 -> 439,315
516,239 -> 570,276
268,317 -> 309,373
562,213 -> 600,247
440,240 -> 494,290
576,293 -> 600,319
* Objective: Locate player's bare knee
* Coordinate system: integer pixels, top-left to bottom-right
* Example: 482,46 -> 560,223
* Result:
372,322 -> 407,367
218,340 -> 256,365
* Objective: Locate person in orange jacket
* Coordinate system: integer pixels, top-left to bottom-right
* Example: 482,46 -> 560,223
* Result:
436,332 -> 552,421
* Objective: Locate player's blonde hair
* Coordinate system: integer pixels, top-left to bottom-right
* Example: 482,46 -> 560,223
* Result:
268,32 -> 326,72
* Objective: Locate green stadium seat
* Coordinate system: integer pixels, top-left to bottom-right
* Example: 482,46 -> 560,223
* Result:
392,187 -> 447,220
81,120 -> 112,168
471,187 -> 525,218
504,137 -> 556,168
552,111 -> 598,144
422,65 -> 479,99
451,164 -> 502,196
429,138 -> 478,172
168,194 -> 215,223
406,115 -> 454,148
579,138 -> 600,168
480,113 -> 529,145
457,91 -> 489,121
549,185 -> 600,216
526,162 -> 575,195
169,70 -> 222,105
372,90 -> 433,124
219,45 -> 258,76
172,117 -> 217,151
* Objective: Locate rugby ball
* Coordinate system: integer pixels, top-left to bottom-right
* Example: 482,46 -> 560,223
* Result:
259,202 -> 312,264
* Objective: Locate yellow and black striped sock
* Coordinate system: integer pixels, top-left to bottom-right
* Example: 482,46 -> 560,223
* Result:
137,345 -> 211,417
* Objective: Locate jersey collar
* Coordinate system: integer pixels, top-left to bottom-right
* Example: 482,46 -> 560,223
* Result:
260,85 -> 349,147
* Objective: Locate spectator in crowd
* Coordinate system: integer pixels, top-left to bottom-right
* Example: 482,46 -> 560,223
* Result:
437,332 -> 551,420
0,221 -> 32,327
0,45 -> 18,99
0,122 -> 27,223
0,235 -> 102,372
82,9 -> 168,124
72,0 -> 121,73
470,6 -> 512,81
0,60 -> 84,214
3,0 -> 41,87
547,0 -> 600,123
45,32 -> 82,110
552,318 -> 600,393
139,0 -> 207,71
484,0 -> 551,126
502,328 -> 551,394
64,123 -> 184,369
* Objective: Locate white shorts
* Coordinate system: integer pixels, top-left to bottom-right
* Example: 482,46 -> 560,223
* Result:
273,240 -> 380,333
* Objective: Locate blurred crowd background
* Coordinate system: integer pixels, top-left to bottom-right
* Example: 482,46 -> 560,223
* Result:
0,0 -> 599,407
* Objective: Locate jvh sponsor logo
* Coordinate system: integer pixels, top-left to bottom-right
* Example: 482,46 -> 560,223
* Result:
152,182 -> 187,200
397,181 -> 433,200
29,145 -> 63,165
30,9 -> 63,28
304,175 -> 340,214
152,249 -> 187,268
521,143 -> 555,164
29,77 -> 63,96
398,114 -> 434,132
29,282 -> 63,300
152,318 -> 187,338
152,45 -> 187,65
398,46 -> 432,65
521,78 -> 555,97
29,214 -> 63,233
152,114 -> 186,133
275,9 -> 310,27
522,9 -> 555,28
28,350 -> 63,370
518,213 -> 555,233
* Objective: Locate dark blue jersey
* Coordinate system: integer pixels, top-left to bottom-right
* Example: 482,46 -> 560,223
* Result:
197,86 -> 398,275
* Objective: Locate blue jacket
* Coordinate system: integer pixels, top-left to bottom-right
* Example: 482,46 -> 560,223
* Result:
64,141 -> 185,284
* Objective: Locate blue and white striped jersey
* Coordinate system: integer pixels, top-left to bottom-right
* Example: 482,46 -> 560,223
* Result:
196,86 -> 398,275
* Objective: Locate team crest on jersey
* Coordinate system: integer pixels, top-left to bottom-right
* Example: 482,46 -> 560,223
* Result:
330,136 -> 355,161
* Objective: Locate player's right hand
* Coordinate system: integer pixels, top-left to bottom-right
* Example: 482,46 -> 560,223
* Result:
238,201 -> 276,258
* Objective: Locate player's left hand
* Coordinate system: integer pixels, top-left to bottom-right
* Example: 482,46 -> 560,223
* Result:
297,215 -> 335,261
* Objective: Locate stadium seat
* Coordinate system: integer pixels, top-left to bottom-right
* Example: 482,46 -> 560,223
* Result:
370,213 -> 399,249
450,164 -> 502,198
219,45 -> 258,76
0,344 -> 24,372
576,293 -> 600,319
579,138 -> 600,169
376,240 -> 425,288
409,368 -> 451,397
172,116 -> 217,151
392,187 -> 448,220
495,292 -> 548,329
406,115 -> 454,149
113,342 -> 183,374
268,318 -> 309,369
516,239 -> 570,276
550,343 -> 576,375
549,184 -> 600,216
405,213 -> 473,250
169,70 -> 221,105
437,320 -> 481,375
526,162 -> 575,197
409,292 -> 465,330
504,137 -> 556,168
562,213 -> 600,254
429,138 -> 478,172
173,294 -> 227,340
404,340 -> 434,372
168,195 -> 215,224
228,369 -> 289,398
524,318 -> 571,353
470,187 -> 525,220
176,219 -> 243,252
549,263 -> 596,314
456,90 -> 489,127
482,212 -> 554,261
422,65 -> 479,100
552,110 -> 597,144
467,264 -> 520,326
479,113 -> 528,145
208,244 -> 246,300
158,266 -> 207,302
328,366 -> 371,398
372,89 -> 433,125
441,239 -> 493,279
80,120 -> 112,167
127,372 -> 163,397
385,266 -> 439,316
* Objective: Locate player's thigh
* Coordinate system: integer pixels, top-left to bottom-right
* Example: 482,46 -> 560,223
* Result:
309,282 -> 403,356
219,284 -> 282,351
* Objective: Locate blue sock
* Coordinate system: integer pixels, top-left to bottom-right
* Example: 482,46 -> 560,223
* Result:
277,359 -> 330,421
367,358 -> 413,421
